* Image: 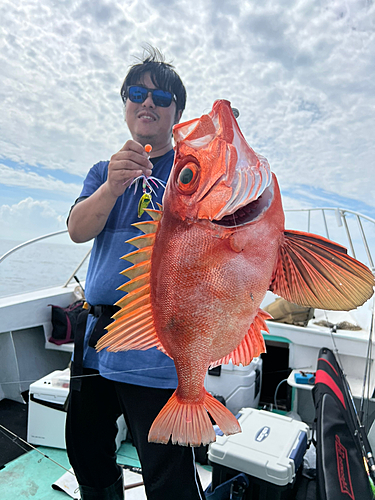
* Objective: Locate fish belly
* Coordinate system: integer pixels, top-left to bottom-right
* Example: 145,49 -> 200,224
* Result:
147,216 -> 279,446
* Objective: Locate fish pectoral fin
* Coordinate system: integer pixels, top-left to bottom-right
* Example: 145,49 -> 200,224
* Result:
269,230 -> 375,311
210,309 -> 269,369
148,389 -> 240,446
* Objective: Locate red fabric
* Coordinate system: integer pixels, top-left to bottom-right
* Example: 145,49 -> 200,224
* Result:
319,357 -> 339,377
315,369 -> 346,409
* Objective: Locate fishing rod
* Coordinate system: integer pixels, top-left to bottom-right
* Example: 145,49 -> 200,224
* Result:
329,325 -> 375,484
359,294 -> 375,425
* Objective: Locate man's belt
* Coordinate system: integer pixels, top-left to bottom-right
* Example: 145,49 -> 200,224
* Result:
87,304 -> 119,318
87,304 -> 120,348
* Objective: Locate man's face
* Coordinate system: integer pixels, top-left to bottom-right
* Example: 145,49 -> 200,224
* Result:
125,72 -> 181,150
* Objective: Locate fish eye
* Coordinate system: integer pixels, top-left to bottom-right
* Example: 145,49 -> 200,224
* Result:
179,167 -> 194,185
175,158 -> 200,195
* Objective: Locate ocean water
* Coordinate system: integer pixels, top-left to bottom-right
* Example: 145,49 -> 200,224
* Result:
1,210 -> 373,300
0,236 -> 92,299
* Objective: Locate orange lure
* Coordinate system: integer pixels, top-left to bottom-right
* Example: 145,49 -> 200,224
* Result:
97,100 -> 374,446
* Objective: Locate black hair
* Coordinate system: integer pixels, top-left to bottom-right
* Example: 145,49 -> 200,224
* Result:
120,45 -> 186,115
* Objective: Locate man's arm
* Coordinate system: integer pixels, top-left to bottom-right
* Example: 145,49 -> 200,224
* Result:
68,140 -> 153,243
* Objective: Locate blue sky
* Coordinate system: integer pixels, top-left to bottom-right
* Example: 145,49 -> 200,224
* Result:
1,0 -> 374,243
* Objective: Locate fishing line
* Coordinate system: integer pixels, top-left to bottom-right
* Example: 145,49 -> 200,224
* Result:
0,424 -> 75,475
0,365 -> 174,386
0,425 -> 146,492
0,425 -> 144,493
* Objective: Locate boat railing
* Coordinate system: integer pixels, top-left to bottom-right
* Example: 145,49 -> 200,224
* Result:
1,208 -> 374,289
284,207 -> 375,275
0,229 -> 92,288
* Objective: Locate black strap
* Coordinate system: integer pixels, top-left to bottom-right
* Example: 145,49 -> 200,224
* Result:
88,305 -> 119,348
70,304 -> 119,391
70,309 -> 90,392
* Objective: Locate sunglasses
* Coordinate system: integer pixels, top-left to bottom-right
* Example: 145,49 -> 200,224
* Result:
122,85 -> 175,108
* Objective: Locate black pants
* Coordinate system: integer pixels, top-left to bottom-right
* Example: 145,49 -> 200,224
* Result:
65,368 -> 205,499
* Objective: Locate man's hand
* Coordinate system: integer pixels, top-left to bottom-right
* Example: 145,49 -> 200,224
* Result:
68,140 -> 153,243
106,140 -> 153,198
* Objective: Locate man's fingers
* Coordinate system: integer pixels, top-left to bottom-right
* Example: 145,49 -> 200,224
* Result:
119,139 -> 148,155
110,151 -> 152,171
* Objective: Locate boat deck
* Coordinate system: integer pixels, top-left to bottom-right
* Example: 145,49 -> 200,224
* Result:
0,437 -> 212,499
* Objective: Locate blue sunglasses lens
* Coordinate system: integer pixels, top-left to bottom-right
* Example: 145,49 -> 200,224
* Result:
128,86 -> 147,103
127,86 -> 173,107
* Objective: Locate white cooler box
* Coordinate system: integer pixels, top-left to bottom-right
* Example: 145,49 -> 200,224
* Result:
28,368 -> 127,449
204,357 -> 262,415
208,408 -> 309,499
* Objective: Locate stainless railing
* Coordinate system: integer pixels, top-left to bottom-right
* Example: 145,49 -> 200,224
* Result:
1,208 -> 374,286
284,207 -> 375,274
0,230 -> 92,287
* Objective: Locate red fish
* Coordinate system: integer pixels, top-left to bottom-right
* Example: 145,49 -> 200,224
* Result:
97,100 -> 374,446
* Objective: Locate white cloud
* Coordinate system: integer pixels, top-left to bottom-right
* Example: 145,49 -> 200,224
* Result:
0,0 -> 374,237
0,164 -> 81,195
0,197 -> 68,241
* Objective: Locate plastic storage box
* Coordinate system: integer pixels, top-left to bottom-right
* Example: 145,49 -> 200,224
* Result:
28,368 -> 127,449
204,357 -> 262,415
208,408 -> 309,499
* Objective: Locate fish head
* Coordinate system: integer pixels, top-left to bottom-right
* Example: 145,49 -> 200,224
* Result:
164,99 -> 274,227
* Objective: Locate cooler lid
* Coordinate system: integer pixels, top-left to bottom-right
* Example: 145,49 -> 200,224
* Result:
208,408 -> 309,486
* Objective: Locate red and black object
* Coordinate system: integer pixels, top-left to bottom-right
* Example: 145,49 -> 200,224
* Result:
313,347 -> 374,500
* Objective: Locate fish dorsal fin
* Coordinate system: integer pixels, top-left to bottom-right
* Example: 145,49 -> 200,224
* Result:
96,211 -> 166,354
269,230 -> 375,311
120,261 -> 151,280
132,220 -> 160,234
144,208 -> 163,221
122,247 -> 152,264
210,309 -> 270,368
127,233 -> 156,249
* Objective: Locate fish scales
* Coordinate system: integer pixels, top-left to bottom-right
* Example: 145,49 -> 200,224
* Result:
97,100 -> 375,447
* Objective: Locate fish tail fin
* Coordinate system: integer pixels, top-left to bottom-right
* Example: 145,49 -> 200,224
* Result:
203,390 -> 241,435
148,389 -> 240,447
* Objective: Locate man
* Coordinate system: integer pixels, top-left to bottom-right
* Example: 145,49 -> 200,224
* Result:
66,48 -> 206,500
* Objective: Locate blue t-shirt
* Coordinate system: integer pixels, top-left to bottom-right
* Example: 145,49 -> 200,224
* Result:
78,149 -> 178,389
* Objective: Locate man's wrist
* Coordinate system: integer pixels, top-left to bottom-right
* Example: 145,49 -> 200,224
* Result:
102,180 -> 122,203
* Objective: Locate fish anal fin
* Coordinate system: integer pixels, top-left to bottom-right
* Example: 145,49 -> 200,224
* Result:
210,309 -> 269,369
270,230 -> 375,311
148,389 -> 240,446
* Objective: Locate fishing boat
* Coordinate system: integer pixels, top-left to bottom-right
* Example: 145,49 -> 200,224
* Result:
0,206 -> 374,499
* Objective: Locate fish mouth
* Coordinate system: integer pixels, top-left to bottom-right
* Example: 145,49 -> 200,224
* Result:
212,184 -> 273,227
